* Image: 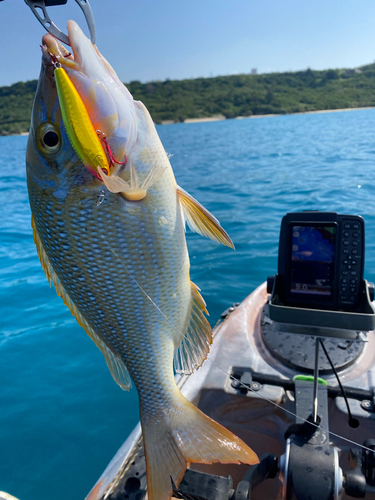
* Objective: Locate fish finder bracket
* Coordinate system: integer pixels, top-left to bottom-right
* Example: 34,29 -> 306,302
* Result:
267,211 -> 375,337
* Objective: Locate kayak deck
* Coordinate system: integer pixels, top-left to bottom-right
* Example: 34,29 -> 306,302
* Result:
87,283 -> 375,500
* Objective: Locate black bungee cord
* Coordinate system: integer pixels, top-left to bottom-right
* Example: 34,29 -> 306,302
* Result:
319,338 -> 359,428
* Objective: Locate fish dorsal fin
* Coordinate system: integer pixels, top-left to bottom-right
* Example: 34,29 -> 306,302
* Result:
31,216 -> 132,391
177,186 -> 234,249
173,281 -> 212,374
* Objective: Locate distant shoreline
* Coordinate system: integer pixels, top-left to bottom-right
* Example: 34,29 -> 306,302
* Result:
5,106 -> 375,136
160,106 -> 375,125
5,131 -> 30,137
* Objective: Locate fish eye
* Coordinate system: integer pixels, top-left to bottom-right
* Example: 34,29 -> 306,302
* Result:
36,123 -> 62,155
43,131 -> 59,147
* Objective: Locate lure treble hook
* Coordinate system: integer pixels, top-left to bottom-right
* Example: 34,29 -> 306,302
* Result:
24,0 -> 96,45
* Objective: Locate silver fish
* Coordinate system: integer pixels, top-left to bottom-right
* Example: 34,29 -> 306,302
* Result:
26,21 -> 258,500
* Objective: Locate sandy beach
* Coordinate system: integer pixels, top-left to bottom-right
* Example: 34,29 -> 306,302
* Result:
158,106 -> 375,125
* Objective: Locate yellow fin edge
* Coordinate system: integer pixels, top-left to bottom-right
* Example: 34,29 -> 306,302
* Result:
142,395 -> 258,500
177,187 -> 234,249
31,216 -> 131,390
173,281 -> 212,374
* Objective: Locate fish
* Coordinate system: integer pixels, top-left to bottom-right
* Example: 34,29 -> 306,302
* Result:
26,20 -> 258,500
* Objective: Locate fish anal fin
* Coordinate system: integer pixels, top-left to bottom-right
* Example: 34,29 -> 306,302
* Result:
173,281 -> 212,374
177,186 -> 234,249
142,395 -> 258,500
31,216 -> 132,391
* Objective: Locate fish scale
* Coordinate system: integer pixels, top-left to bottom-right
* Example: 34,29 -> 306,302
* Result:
29,148 -> 197,481
29,155 -> 191,375
26,21 -> 258,500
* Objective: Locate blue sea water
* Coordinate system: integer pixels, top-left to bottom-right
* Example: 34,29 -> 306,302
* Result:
2,109 -> 375,499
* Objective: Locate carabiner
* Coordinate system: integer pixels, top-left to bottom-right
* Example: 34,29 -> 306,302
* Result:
24,0 -> 96,45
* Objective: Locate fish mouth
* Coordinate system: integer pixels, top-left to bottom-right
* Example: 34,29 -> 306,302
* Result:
41,20 -> 112,75
41,20 -> 137,165
42,21 -> 76,69
42,20 -> 94,70
41,20 -> 122,94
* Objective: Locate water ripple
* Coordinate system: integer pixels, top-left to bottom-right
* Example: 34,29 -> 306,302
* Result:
2,109 -> 375,499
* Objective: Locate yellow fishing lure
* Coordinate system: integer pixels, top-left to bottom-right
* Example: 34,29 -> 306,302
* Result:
54,64 -> 110,177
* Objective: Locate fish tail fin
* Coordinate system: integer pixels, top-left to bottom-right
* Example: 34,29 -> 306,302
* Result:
142,395 -> 258,500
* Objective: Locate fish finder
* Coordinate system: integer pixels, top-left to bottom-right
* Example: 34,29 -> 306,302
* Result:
276,211 -> 365,310
267,211 -> 375,333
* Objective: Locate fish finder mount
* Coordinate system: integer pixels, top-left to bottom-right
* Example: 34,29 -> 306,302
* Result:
262,211 -> 375,500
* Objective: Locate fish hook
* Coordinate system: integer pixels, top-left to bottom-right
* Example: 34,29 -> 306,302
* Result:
96,130 -> 128,169
46,50 -> 61,68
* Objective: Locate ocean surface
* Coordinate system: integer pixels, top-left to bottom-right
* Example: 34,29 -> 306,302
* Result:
2,109 -> 375,500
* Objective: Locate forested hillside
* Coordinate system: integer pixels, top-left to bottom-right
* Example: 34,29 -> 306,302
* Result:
0,80 -> 38,135
1,64 -> 375,135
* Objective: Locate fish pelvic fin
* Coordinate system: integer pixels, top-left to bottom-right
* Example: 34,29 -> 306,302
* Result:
98,162 -> 166,201
173,281 -> 212,374
142,395 -> 258,500
31,216 -> 132,390
177,186 -> 234,249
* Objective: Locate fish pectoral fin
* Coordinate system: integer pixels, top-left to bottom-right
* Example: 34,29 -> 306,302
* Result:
31,216 -> 132,391
98,167 -> 132,193
142,395 -> 258,500
173,281 -> 212,374
177,186 -> 234,249
98,162 -> 166,201
139,163 -> 167,191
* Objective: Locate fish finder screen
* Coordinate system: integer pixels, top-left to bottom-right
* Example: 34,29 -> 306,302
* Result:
290,224 -> 336,297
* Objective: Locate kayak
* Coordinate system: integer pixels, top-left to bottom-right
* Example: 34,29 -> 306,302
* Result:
86,282 -> 375,500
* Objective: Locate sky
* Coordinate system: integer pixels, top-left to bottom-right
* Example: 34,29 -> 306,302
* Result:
0,0 -> 375,87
